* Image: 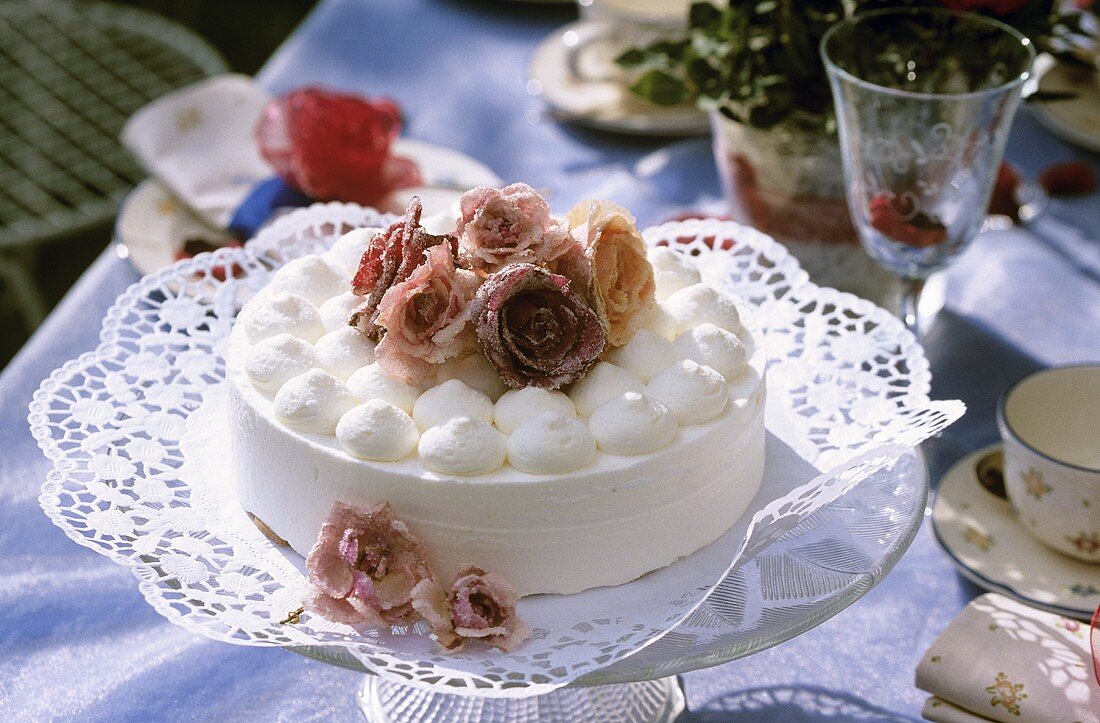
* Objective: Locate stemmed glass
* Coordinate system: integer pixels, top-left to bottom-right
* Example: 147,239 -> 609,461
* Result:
821,8 -> 1035,335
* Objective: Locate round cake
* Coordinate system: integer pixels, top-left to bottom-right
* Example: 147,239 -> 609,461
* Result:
227,189 -> 766,598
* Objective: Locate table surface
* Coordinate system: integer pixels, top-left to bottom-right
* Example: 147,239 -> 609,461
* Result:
2,1 -> 1098,720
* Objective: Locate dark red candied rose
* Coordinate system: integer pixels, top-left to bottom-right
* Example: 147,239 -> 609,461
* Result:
472,263 -> 605,389
305,501 -> 435,627
1038,161 -> 1098,198
987,161 -> 1022,222
255,86 -> 421,205
868,195 -> 947,249
349,197 -> 458,338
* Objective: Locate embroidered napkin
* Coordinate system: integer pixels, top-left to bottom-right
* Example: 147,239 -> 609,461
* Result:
916,593 -> 1099,723
121,74 -> 284,233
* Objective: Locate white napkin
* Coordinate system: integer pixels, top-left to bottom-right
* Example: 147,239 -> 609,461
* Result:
916,593 -> 1099,723
121,74 -> 273,230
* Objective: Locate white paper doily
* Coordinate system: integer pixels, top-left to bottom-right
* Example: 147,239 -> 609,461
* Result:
30,203 -> 963,698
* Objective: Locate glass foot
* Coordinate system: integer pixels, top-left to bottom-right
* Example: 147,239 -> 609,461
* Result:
357,675 -> 686,722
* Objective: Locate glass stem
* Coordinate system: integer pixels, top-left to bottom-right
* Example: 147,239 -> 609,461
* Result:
900,276 -> 926,338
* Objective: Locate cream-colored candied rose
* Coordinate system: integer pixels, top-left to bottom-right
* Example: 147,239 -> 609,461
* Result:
565,200 -> 656,347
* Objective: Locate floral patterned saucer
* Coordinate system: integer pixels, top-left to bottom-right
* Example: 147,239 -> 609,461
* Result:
932,444 -> 1100,621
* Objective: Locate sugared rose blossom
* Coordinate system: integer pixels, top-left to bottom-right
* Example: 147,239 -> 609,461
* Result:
305,502 -> 435,626
566,200 -> 656,347
350,197 -> 459,338
373,244 -> 479,384
472,263 -> 605,389
449,565 -> 531,652
255,87 -> 421,205
457,184 -> 573,273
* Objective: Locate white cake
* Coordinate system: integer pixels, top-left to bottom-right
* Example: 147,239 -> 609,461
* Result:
227,224 -> 766,597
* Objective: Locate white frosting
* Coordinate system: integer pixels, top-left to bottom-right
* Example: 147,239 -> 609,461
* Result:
315,326 -> 376,380
319,292 -> 363,333
266,255 -> 346,306
418,417 -> 507,476
346,363 -> 421,414
325,227 -> 375,275
244,334 -> 321,394
664,284 -> 742,334
649,247 -> 701,300
241,292 -> 325,344
413,379 -> 494,431
507,413 -> 596,474
673,323 -> 747,380
589,392 -> 677,456
336,400 -> 419,461
494,387 -> 576,434
434,353 -> 508,401
273,369 -> 357,434
643,301 -> 679,341
646,359 -> 729,425
606,330 -> 677,383
568,362 -> 645,418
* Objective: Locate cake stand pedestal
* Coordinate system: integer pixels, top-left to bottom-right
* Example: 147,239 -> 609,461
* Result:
358,676 -> 685,722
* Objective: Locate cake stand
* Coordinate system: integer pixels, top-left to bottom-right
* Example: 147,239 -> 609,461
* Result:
31,204 -> 961,721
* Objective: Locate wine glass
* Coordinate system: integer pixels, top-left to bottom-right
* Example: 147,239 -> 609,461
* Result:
821,8 -> 1035,335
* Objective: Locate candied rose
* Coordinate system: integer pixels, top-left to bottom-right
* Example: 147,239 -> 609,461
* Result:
1038,161 -> 1097,197
472,263 -> 605,389
868,195 -> 947,248
565,200 -> 656,348
410,579 -> 462,650
373,244 -> 479,384
449,565 -> 531,653
255,87 -> 421,205
456,183 -> 573,273
350,197 -> 459,338
305,501 -> 435,626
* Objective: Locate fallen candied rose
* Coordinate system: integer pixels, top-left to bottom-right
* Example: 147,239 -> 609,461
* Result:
456,183 -> 573,273
373,244 -> 479,384
449,565 -> 531,652
566,200 -> 656,348
868,195 -> 947,249
410,579 -> 462,650
472,263 -> 605,389
305,501 -> 435,626
255,86 -> 421,205
350,197 -> 459,338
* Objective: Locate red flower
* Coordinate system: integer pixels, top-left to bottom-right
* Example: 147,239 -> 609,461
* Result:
255,87 -> 421,205
936,0 -> 1028,15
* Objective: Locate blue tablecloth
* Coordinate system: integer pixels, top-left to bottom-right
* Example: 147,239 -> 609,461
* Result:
1,0 -> 1098,719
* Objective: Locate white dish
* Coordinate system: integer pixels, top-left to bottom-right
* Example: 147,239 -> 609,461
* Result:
528,21 -> 708,137
1030,61 -> 1100,153
115,139 -> 501,274
931,443 -> 1100,620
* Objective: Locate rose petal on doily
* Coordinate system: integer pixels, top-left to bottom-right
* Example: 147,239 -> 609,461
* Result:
305,501 -> 435,627
456,184 -> 573,274
449,565 -> 530,653
472,263 -> 604,389
411,578 -> 462,650
565,200 -> 655,348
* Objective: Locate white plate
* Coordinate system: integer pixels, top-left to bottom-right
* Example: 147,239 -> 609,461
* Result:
931,443 -> 1100,620
528,21 -> 708,137
115,139 -> 501,275
1030,61 -> 1100,153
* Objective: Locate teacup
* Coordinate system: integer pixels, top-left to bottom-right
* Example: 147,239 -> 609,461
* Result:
997,364 -> 1100,562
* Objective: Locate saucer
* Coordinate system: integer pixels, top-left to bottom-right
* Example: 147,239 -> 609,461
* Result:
528,21 -> 708,136
116,140 -> 501,274
931,443 -> 1100,620
1030,60 -> 1100,153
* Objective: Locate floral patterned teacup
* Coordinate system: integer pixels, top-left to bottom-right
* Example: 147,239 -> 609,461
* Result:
997,365 -> 1100,562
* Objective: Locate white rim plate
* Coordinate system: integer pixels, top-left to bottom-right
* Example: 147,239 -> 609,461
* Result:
528,21 -> 709,137
1030,61 -> 1100,153
115,139 -> 502,275
931,443 -> 1100,620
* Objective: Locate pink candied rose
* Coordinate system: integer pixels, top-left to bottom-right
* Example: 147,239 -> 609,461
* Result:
305,501 -> 435,627
373,244 -> 480,384
472,263 -> 605,389
350,197 -> 459,338
456,183 -> 574,273
410,567 -> 531,652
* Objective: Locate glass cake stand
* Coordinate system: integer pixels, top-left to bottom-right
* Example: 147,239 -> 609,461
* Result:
292,448 -> 928,721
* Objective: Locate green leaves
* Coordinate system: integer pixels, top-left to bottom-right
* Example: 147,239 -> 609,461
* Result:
629,70 -> 692,106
